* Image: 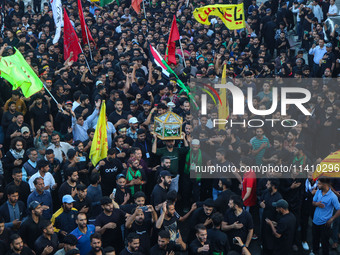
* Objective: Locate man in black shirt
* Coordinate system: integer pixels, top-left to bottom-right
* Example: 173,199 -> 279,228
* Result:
5,168 -> 30,203
207,213 -> 229,254
73,183 -> 92,216
34,220 -> 59,255
58,168 -> 79,201
150,230 -> 184,255
260,179 -> 282,255
94,148 -> 124,196
74,95 -> 92,120
265,199 -> 296,255
18,201 -> 44,250
190,199 -> 215,232
95,197 -> 126,252
125,205 -> 157,253
30,95 -> 52,135
1,101 -> 19,134
6,234 -> 34,255
150,170 -> 172,211
119,233 -> 141,255
108,99 -> 128,128
189,224 -> 212,254
214,179 -> 235,214
88,233 -> 105,255
222,195 -> 254,253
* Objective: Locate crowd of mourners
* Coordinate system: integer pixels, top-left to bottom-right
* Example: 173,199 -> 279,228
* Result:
1,0 -> 340,254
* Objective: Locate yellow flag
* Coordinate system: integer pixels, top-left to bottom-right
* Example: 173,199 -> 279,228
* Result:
90,101 -> 108,166
90,0 -> 100,2
193,4 -> 245,30
313,150 -> 340,180
218,64 -> 229,130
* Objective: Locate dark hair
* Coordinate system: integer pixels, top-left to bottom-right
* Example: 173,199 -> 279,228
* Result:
90,172 -> 100,184
76,183 -> 87,191
40,220 -> 52,231
318,177 -> 331,184
230,195 -> 243,208
33,177 -> 44,185
158,230 -> 170,239
269,179 -> 280,189
7,186 -> 18,196
10,234 -> 21,244
240,156 -> 254,166
65,249 -> 80,255
161,156 -> 171,163
133,191 -> 146,200
90,232 -> 102,242
45,149 -> 54,155
87,128 -> 95,135
76,212 -> 87,221
0,216 -> 5,224
12,168 -> 22,175
216,148 -> 226,157
103,246 -> 115,253
114,135 -> 124,142
273,136 -> 284,143
108,148 -> 117,156
66,167 -> 78,178
126,233 -> 139,243
211,212 -> 223,227
10,137 -> 26,150
195,224 -> 207,233
166,190 -> 177,203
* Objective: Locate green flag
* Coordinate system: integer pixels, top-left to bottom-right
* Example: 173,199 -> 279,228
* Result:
0,49 -> 43,98
100,0 -> 115,7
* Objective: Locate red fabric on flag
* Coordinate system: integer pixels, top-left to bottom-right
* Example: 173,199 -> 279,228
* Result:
131,0 -> 142,14
63,9 -> 82,62
165,15 -> 180,65
77,0 -> 95,45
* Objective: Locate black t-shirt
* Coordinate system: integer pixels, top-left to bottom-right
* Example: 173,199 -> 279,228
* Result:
214,190 -> 235,214
18,216 -> 44,250
126,219 -> 153,253
207,228 -> 229,254
58,181 -> 76,201
274,212 -> 296,255
95,209 -> 126,250
97,158 -> 124,196
223,209 -> 253,247
119,248 -> 143,255
150,241 -> 182,255
150,184 -> 168,208
30,104 -> 50,132
189,238 -> 212,255
34,233 -> 59,255
115,187 -> 132,205
6,246 -> 35,255
191,207 -> 214,230
162,215 -> 178,241
108,111 -> 129,126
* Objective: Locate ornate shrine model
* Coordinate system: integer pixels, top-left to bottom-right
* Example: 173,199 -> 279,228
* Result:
153,102 -> 183,140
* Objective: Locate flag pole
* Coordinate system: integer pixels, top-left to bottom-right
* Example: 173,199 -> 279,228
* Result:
84,23 -> 93,60
179,38 -> 186,67
43,84 -> 64,112
142,0 -> 146,19
78,42 -> 93,75
186,0 -> 189,7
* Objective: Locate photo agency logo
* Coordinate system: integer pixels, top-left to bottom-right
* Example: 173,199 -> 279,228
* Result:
194,78 -> 312,128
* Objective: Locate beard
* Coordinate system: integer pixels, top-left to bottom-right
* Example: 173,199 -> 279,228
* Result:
163,181 -> 170,188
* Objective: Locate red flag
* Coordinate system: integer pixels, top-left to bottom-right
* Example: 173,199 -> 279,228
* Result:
63,9 -> 82,62
165,15 -> 180,65
131,0 -> 142,14
77,0 -> 95,45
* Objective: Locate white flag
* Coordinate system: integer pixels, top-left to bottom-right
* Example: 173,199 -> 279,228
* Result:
50,0 -> 63,44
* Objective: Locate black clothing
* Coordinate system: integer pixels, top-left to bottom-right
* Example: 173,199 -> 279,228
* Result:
189,238 -> 212,255
97,158 -> 124,196
150,184 -> 168,208
18,216 -> 44,250
150,241 -> 182,255
273,212 -> 296,255
34,233 -> 59,255
207,228 -> 229,254
95,209 -> 126,252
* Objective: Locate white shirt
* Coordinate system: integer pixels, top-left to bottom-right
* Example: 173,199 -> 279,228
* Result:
29,171 -> 56,192
47,142 -> 74,162
329,4 -> 338,15
313,5 -> 323,23
72,101 -> 80,111
309,45 -> 327,64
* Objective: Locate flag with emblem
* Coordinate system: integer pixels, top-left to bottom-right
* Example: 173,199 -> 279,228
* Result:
0,48 -> 43,97
90,100 -> 108,166
313,150 -> 340,180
